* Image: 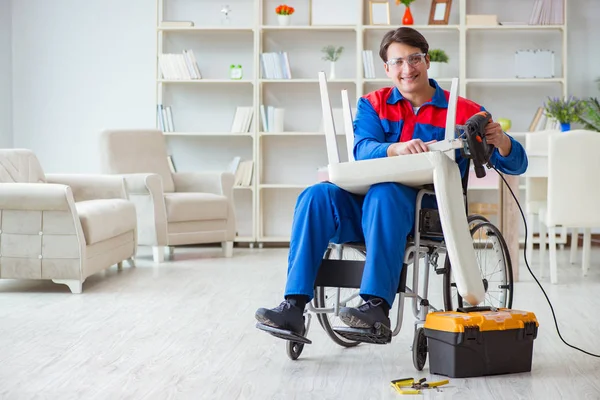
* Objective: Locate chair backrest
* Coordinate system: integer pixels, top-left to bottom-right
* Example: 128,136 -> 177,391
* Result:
547,130 -> 600,227
99,129 -> 175,192
0,149 -> 46,183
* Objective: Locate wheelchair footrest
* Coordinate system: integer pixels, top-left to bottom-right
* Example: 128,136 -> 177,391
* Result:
255,323 -> 312,345
332,323 -> 392,345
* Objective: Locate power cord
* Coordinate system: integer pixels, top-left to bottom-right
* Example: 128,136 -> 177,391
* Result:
493,165 -> 600,358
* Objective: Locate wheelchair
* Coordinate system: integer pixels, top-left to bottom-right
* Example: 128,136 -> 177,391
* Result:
259,74 -> 514,370
284,164 -> 514,369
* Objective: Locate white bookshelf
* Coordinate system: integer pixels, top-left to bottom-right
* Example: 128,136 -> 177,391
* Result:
155,0 -> 567,245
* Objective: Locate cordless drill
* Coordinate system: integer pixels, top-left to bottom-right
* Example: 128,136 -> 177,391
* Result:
462,111 -> 495,178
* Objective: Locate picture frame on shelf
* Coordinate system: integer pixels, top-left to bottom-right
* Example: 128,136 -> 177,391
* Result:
369,1 -> 390,25
310,0 -> 358,26
428,0 -> 452,25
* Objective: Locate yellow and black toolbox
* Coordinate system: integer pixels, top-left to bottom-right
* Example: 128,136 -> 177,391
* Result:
423,307 -> 539,378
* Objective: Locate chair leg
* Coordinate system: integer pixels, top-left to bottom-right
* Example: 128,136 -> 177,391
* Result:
549,226 -> 558,284
570,228 -> 579,264
117,261 -> 123,270
582,228 -> 591,277
526,212 -> 535,263
539,221 -> 547,278
222,241 -> 233,258
52,279 -> 83,294
127,257 -> 136,267
153,246 -> 165,263
165,246 -> 174,260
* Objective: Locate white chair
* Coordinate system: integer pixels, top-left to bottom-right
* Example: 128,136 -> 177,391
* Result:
0,149 -> 137,293
538,130 -> 600,283
99,129 -> 236,262
524,130 -> 573,267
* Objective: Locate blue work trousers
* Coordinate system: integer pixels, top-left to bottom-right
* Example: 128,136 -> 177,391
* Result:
284,181 -> 434,307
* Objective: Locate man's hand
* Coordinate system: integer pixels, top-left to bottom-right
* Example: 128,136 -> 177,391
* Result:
387,139 -> 438,156
485,121 -> 512,157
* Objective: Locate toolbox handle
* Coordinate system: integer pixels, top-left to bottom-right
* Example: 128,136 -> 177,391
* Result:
457,306 -> 495,313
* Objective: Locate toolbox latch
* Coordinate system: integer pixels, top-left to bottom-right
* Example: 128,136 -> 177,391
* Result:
464,326 -> 479,342
522,321 -> 538,339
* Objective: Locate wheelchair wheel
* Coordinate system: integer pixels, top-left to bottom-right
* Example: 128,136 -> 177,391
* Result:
412,327 -> 427,371
443,216 -> 513,311
313,245 -> 363,348
286,340 -> 304,360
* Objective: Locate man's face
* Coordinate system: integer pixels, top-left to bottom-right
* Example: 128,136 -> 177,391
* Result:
384,42 -> 430,95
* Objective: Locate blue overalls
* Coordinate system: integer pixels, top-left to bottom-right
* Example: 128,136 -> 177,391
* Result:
284,80 -> 528,307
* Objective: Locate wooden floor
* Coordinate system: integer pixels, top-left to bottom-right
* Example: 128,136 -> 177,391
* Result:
1,245 -> 600,399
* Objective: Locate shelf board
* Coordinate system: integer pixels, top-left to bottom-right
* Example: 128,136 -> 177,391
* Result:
364,78 -> 454,84
157,26 -> 254,32
259,131 -> 343,136
260,184 -> 309,189
465,78 -> 564,84
163,132 -> 253,137
234,236 -> 255,242
234,186 -> 254,191
363,24 -> 460,31
261,25 -> 356,31
158,79 -> 253,84
466,24 -> 564,31
259,78 -> 356,84
259,236 -> 291,242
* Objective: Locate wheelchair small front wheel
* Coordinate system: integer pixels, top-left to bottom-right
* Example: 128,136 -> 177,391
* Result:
443,219 -> 514,311
286,341 -> 304,360
412,327 -> 427,371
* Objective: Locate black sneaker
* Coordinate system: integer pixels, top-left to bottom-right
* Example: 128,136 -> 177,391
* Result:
338,298 -> 391,329
255,300 -> 305,335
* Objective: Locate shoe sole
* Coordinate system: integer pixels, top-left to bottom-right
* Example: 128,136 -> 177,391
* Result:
339,313 -> 372,329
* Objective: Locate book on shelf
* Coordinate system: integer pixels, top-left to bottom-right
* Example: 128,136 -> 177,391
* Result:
362,50 -> 376,79
230,158 -> 253,187
159,50 -> 202,80
160,21 -> 195,27
260,105 -> 285,132
260,52 -> 292,79
529,0 -> 563,25
231,107 -> 254,133
157,104 -> 174,132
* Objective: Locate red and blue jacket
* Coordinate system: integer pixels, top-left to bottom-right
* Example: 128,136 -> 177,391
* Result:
353,79 -> 528,178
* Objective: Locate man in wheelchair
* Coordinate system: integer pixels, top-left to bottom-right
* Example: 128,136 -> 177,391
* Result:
255,27 -> 528,343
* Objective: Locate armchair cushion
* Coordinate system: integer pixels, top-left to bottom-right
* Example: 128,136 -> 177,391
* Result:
164,193 -> 228,223
75,199 -> 137,245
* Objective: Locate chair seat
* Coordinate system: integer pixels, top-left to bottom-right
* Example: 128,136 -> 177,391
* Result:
164,192 -> 228,223
75,199 -> 137,245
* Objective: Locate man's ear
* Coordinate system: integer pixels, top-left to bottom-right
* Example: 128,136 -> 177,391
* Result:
425,54 -> 430,68
384,63 -> 390,74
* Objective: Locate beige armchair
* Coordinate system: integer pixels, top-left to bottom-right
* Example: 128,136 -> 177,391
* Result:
99,129 -> 236,262
0,149 -> 137,293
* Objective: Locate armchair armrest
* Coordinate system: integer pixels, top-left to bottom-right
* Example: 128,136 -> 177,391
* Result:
45,174 -> 127,202
114,173 -> 168,247
0,183 -> 75,211
172,171 -> 234,199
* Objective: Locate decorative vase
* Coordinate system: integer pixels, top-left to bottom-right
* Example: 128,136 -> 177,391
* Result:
560,122 -> 571,131
329,61 -> 336,80
428,62 -> 442,79
403,6 -> 414,25
277,14 -> 291,26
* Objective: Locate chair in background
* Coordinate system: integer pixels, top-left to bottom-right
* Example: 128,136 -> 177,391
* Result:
99,129 -> 236,262
538,130 -> 600,283
0,149 -> 137,293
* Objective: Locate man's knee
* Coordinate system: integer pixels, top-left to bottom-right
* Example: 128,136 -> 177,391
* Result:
299,182 -> 346,204
365,182 -> 417,205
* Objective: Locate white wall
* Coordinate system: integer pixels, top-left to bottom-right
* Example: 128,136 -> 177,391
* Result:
9,0 -> 600,173
0,0 -> 12,148
11,0 -> 156,173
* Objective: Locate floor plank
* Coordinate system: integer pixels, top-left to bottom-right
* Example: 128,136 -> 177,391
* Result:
0,245 -> 599,399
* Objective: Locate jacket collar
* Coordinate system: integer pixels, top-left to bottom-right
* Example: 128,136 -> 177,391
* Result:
386,79 -> 448,109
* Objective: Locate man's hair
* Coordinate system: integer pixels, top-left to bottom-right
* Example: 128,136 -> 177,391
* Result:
379,27 -> 429,62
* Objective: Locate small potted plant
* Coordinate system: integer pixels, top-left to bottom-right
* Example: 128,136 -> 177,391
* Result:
544,96 -> 584,131
275,4 -> 295,26
428,49 -> 449,79
322,45 -> 344,80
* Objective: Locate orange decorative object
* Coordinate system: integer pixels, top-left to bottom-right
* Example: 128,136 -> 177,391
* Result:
402,6 -> 414,25
275,4 -> 295,15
